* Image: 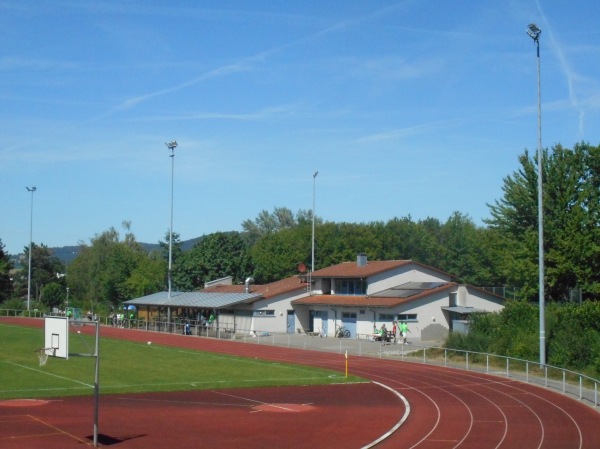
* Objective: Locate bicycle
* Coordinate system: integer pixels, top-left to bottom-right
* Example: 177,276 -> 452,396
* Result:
336,325 -> 351,338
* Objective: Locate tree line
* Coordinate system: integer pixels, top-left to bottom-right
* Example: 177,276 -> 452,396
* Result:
1,142 -> 599,315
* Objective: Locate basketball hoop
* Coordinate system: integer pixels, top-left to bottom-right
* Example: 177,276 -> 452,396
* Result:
35,348 -> 55,367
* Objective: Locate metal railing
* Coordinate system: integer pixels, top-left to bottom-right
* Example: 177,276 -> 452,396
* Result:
0,308 -> 45,318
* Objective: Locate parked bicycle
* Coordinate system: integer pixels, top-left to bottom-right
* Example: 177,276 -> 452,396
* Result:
336,325 -> 351,338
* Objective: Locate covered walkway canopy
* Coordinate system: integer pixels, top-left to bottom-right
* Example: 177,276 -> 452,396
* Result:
124,290 -> 262,310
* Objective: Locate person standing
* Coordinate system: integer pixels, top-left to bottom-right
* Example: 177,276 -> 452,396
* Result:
400,322 -> 409,344
392,321 -> 398,343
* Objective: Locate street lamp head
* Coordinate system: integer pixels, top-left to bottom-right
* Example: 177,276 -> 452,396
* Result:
527,23 -> 541,41
165,141 -> 178,151
26,186 -> 36,192
313,171 -> 319,178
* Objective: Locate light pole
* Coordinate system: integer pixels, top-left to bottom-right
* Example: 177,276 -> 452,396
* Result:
26,186 -> 36,312
165,141 -> 177,309
310,171 -> 318,295
527,23 -> 545,365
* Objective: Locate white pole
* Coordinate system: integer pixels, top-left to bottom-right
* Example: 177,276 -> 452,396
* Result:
26,186 -> 36,312
527,24 -> 545,365
165,141 -> 177,331
311,171 -> 318,295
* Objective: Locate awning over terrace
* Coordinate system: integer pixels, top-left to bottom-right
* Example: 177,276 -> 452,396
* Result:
124,290 -> 262,309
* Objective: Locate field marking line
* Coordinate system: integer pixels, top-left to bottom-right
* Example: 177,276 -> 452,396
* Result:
211,390 -> 299,411
119,396 -> 252,408
6,361 -> 94,388
28,414 -> 93,446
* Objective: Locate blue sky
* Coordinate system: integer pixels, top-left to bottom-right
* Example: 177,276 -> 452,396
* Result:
2,1 -> 599,256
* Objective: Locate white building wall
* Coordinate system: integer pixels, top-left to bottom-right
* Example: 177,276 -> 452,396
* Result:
461,286 -> 504,312
248,290 -> 307,334
366,265 -> 451,295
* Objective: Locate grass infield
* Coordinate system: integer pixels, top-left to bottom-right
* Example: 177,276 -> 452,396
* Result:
0,323 -> 364,400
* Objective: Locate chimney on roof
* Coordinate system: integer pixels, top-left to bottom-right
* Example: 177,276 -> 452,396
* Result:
245,277 -> 255,293
357,253 -> 367,267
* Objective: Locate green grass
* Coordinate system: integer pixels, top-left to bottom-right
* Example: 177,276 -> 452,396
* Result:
0,323 -> 364,400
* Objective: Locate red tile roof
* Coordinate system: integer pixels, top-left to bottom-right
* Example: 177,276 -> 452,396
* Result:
311,259 -> 453,280
311,260 -> 411,278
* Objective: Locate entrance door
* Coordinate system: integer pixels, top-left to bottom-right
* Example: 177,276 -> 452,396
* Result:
287,310 -> 295,334
314,311 -> 329,336
342,312 -> 357,337
320,311 -> 328,336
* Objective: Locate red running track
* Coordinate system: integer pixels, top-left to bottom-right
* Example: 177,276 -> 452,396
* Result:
2,317 -> 600,448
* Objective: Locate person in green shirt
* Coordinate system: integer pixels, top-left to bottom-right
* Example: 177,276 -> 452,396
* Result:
400,322 -> 409,344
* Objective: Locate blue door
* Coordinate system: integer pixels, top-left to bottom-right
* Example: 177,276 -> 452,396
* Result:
315,311 -> 328,336
342,312 -> 357,337
287,310 -> 295,334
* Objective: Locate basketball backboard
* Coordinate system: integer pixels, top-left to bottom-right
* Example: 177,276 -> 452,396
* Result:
44,316 -> 69,359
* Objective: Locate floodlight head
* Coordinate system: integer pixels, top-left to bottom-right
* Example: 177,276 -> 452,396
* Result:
165,141 -> 178,151
527,23 -> 541,41
26,186 -> 37,192
313,171 -> 319,178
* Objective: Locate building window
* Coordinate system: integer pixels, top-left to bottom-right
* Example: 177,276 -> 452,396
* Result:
334,278 -> 366,295
397,314 -> 417,322
379,313 -> 394,321
253,310 -> 275,317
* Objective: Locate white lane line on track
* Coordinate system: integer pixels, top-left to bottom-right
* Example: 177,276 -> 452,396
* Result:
360,381 -> 411,449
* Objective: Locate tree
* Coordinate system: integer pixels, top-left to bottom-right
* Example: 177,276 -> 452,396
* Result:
159,230 -> 184,290
68,223 -> 164,310
40,282 -> 65,309
438,212 -> 499,285
177,232 -> 253,289
12,243 -> 65,305
241,206 -> 314,246
486,143 -> 600,301
251,226 -> 312,283
0,239 -> 13,303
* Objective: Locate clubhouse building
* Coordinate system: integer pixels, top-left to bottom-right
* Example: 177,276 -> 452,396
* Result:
125,254 -> 504,341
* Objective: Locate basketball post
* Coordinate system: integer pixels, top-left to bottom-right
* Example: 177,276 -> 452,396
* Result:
42,317 -> 100,446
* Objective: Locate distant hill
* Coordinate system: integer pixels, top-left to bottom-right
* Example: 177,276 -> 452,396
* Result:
10,237 -> 203,266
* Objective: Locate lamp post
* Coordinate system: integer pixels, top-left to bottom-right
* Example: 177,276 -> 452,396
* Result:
165,141 -> 177,311
310,171 -> 318,295
26,186 -> 36,312
527,23 -> 545,365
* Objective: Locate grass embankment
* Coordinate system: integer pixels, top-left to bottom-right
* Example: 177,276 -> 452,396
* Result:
0,323 -> 364,400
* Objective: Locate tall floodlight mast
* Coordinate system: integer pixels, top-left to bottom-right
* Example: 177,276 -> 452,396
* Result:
310,171 -> 319,294
527,23 -> 545,366
165,141 -> 178,308
26,186 -> 37,312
